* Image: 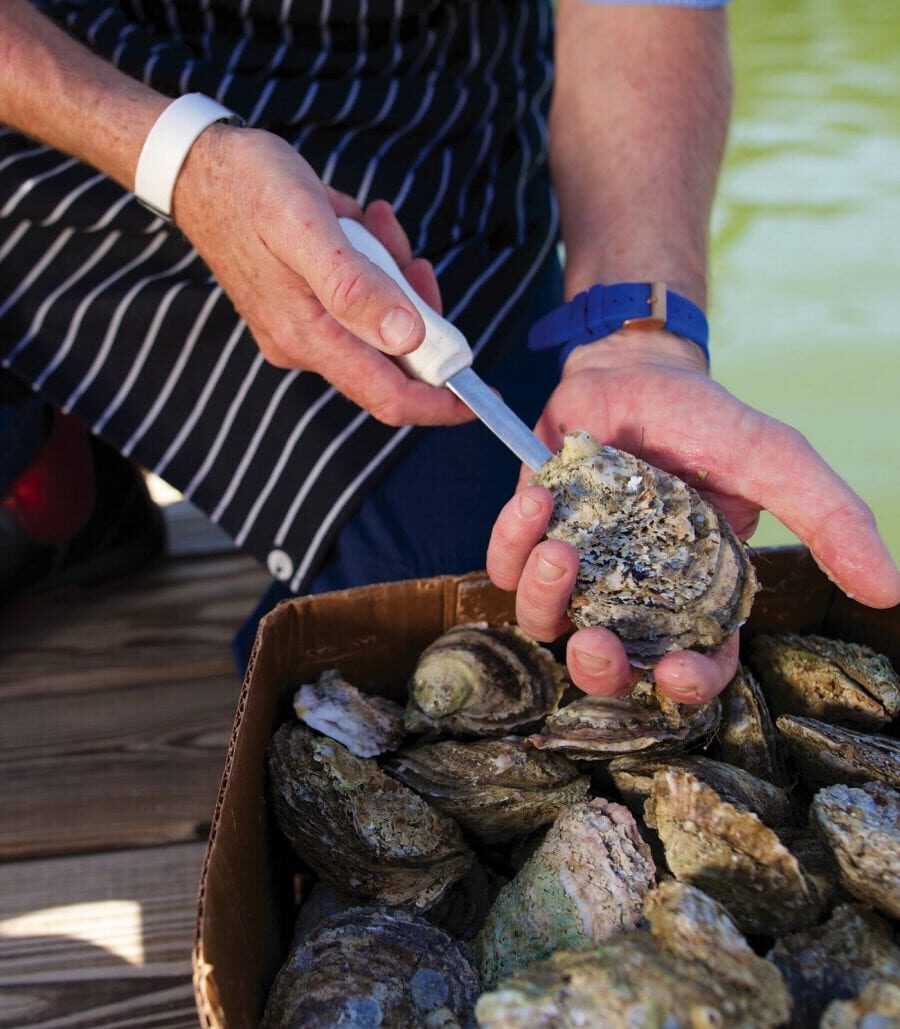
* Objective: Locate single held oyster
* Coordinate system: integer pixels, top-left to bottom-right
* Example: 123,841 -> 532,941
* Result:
293,669 -> 406,758
715,663 -> 789,785
820,981 -> 900,1029
383,737 -> 590,844
768,904 -> 900,1027
267,723 -> 472,910
525,676 -> 720,760
646,769 -> 829,935
776,714 -> 900,788
261,907 -> 480,1029
749,632 -> 900,730
405,623 -> 567,737
610,753 -> 795,827
531,431 -> 758,663
476,884 -> 791,1029
811,780 -> 900,918
475,798 -> 656,989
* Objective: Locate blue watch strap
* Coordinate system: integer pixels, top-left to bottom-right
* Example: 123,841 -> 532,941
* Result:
528,282 -> 710,368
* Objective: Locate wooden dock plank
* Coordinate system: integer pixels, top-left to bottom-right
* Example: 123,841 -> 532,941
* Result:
0,842 -> 205,1028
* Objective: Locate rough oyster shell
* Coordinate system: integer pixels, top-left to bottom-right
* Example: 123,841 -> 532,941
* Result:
610,753 -> 795,827
525,676 -> 720,760
768,904 -> 900,1027
384,737 -> 590,844
425,860 -> 506,943
643,881 -> 791,1023
820,981 -> 900,1029
647,769 -> 828,935
749,632 -> 900,730
475,797 -> 655,989
716,663 -> 789,785
811,781 -> 900,918
478,882 -> 792,1027
267,723 -> 472,910
405,623 -> 567,737
776,714 -> 900,788
293,669 -> 406,758
262,907 -> 480,1029
531,431 -> 758,663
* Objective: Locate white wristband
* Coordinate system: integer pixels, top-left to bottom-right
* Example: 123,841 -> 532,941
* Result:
133,93 -> 243,221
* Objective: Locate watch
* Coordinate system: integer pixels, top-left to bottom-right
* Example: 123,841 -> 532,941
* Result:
527,281 -> 709,367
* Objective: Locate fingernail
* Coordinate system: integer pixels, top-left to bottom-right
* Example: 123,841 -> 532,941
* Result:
668,683 -> 703,704
518,493 -> 542,518
575,651 -> 611,674
537,555 -> 565,583
379,307 -> 417,351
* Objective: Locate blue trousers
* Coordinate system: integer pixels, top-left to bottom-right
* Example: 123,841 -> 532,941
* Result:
232,252 -> 564,670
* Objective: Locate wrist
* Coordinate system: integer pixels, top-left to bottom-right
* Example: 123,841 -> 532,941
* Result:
561,328 -> 711,378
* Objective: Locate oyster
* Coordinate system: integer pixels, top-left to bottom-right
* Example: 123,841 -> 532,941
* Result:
716,663 -> 789,785
425,860 -> 506,942
776,715 -> 900,788
405,623 -> 567,736
475,797 -> 655,989
643,881 -> 791,1024
820,981 -> 900,1029
477,883 -> 792,1026
384,737 -> 590,844
267,723 -> 472,910
647,769 -> 828,934
293,669 -> 406,758
531,431 -> 758,663
768,904 -> 900,1027
293,882 -> 357,946
262,907 -> 480,1028
749,632 -> 900,730
811,781 -> 900,918
526,675 -> 720,760
610,753 -> 795,827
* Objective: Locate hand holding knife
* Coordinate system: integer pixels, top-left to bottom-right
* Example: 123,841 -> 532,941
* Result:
339,218 -> 553,472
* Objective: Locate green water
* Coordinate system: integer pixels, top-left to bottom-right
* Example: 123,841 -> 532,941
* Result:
710,0 -> 900,561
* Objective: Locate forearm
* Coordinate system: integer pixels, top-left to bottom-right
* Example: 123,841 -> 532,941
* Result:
0,0 -> 166,190
550,0 -> 732,308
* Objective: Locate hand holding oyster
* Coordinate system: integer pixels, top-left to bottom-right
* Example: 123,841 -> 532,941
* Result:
531,431 -> 758,664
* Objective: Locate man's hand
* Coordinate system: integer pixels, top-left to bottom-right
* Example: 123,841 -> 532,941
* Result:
174,126 -> 473,427
487,331 -> 900,704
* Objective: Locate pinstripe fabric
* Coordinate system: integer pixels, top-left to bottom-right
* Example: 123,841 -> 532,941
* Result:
0,0 -> 557,591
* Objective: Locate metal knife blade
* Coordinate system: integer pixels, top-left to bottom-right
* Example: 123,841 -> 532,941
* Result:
446,367 -> 553,471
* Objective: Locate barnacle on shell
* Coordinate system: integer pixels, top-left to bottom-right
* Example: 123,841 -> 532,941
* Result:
531,431 -> 758,663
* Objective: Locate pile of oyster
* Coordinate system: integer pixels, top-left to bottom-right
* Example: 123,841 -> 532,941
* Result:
262,626 -> 900,1028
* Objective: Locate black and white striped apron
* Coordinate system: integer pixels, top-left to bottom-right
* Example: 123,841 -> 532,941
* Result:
0,0 -> 558,592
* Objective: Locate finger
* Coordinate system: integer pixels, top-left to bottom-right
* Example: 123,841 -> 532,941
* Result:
363,200 -> 413,267
739,417 -> 900,608
486,486 -> 555,590
653,634 -> 740,705
566,627 -> 637,697
306,328 -> 473,426
324,185 -> 363,220
404,257 -> 442,314
274,196 -> 429,359
515,538 -> 580,642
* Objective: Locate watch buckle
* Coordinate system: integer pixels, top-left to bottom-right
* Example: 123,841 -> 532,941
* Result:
621,282 -> 667,331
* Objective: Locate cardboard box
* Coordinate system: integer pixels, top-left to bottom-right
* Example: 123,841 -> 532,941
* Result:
192,547 -> 900,1027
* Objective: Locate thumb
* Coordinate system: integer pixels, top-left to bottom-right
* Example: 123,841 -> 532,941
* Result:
301,215 -> 426,356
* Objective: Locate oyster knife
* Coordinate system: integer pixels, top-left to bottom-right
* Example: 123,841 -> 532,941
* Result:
339,218 -> 553,471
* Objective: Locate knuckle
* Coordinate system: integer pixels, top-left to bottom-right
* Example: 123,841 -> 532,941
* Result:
322,259 -> 373,324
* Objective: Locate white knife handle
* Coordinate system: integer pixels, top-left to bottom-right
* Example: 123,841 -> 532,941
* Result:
338,217 -> 472,387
